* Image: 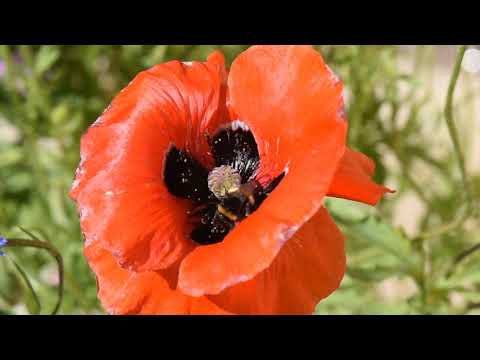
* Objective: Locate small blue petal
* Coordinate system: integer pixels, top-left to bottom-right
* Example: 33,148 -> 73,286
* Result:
0,236 -> 7,247
0,251 -> 5,257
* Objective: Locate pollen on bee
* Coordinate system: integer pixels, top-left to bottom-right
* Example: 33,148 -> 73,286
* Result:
207,165 -> 241,199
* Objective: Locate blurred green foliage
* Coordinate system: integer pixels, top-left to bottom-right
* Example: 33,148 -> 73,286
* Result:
0,45 -> 479,314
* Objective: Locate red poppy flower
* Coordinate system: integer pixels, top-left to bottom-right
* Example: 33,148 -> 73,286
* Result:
70,45 -> 392,315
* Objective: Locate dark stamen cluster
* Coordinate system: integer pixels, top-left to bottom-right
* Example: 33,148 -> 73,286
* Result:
164,122 -> 284,245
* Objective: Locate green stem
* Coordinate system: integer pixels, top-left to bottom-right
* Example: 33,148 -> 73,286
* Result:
6,238 -> 64,314
445,45 -> 472,209
0,46 -> 21,108
419,45 -> 474,239
446,243 -> 480,278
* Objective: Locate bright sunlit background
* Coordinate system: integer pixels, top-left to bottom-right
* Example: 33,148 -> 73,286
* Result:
0,45 -> 479,315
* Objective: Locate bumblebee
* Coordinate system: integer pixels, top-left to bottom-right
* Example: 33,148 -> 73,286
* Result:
188,175 -> 284,245
166,121 -> 284,245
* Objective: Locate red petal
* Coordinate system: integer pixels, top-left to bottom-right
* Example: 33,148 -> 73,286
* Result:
208,207 -> 345,314
70,57 -> 228,272
328,147 -> 394,205
227,45 -> 346,186
178,46 -> 347,296
207,50 -> 227,74
85,242 -> 230,314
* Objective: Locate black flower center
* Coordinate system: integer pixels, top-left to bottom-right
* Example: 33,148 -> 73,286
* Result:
164,121 -> 284,245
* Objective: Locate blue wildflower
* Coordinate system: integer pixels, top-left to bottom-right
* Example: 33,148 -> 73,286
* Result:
0,236 -> 7,256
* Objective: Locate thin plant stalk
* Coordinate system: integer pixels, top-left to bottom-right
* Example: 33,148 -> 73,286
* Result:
6,237 -> 64,315
419,45 -> 474,239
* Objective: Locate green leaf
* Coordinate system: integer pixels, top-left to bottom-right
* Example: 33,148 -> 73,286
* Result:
0,147 -> 23,167
34,46 -> 60,75
347,265 -> 401,283
325,197 -> 372,223
347,215 -> 420,270
6,255 -> 41,315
